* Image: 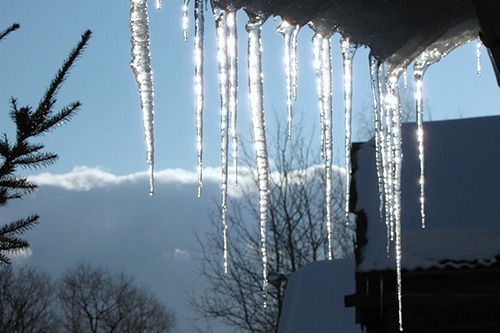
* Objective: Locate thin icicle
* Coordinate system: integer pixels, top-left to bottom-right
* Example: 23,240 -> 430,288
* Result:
385,71 -> 404,332
277,20 -> 295,139
246,16 -> 269,307
291,24 -> 299,100
227,11 -> 239,186
183,0 -> 190,42
194,0 -> 205,197
312,33 -> 325,159
129,0 -> 155,196
156,0 -> 162,10
403,68 -> 408,89
477,38 -> 482,77
413,61 -> 426,228
320,35 -> 334,260
340,36 -> 357,223
378,62 -> 393,254
369,55 -> 385,225
214,9 -> 230,273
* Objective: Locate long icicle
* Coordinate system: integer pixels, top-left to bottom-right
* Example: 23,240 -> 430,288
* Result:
378,62 -> 392,254
183,0 -> 190,41
214,9 -> 230,273
277,20 -> 295,139
321,35 -> 334,260
312,33 -> 325,159
227,11 -> 239,186
413,59 -> 426,228
369,55 -> 385,224
385,71 -> 404,331
412,40 -> 467,227
246,15 -> 269,307
129,0 -> 155,196
340,36 -> 357,224
195,0 -> 205,197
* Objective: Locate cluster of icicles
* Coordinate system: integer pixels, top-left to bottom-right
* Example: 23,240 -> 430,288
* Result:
129,0 -> 483,329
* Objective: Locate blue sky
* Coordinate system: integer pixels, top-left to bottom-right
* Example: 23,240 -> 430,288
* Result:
2,1 -> 500,332
2,1 -> 499,177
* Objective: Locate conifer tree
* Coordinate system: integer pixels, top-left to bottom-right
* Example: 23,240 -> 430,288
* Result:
0,23 -> 91,264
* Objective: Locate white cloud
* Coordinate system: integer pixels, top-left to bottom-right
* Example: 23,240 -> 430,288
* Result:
174,248 -> 190,260
27,165 -> 250,197
29,166 -> 128,191
27,164 -> 346,198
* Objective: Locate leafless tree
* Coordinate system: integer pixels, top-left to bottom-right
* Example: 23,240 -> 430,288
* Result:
189,118 -> 355,332
0,265 -> 59,333
58,263 -> 176,333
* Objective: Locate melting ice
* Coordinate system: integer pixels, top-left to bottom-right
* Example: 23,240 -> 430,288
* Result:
227,11 -> 239,186
278,20 -> 300,138
183,0 -> 190,41
246,15 -> 269,307
214,8 -> 230,274
194,0 -> 205,197
340,37 -> 357,223
128,4 -> 484,330
129,0 -> 155,196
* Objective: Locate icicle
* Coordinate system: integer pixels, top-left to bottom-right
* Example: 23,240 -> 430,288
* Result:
385,71 -> 404,332
312,33 -> 325,159
246,15 -> 269,307
340,36 -> 357,223
369,55 -> 385,225
277,20 -> 295,138
413,48 -> 446,228
183,0 -> 190,42
129,0 -> 155,196
321,35 -> 334,260
227,11 -> 239,186
378,62 -> 393,254
413,60 -> 426,228
214,9 -> 230,274
476,38 -> 482,77
194,0 -> 205,197
156,0 -> 162,10
291,24 -> 299,101
411,38 -> 474,227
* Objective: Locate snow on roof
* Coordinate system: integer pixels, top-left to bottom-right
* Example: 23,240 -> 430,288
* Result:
277,259 -> 362,333
354,115 -> 500,272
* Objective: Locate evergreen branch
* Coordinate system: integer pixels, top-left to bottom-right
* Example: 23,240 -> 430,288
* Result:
0,214 -> 39,237
0,189 -> 8,206
0,252 -> 10,265
16,142 -> 45,155
0,235 -> 30,248
1,192 -> 22,204
14,152 -> 58,169
0,135 -> 11,156
0,23 -> 20,42
0,28 -> 91,264
34,30 -> 92,121
0,175 -> 38,191
0,236 -> 30,263
11,105 -> 34,140
35,101 -> 81,136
